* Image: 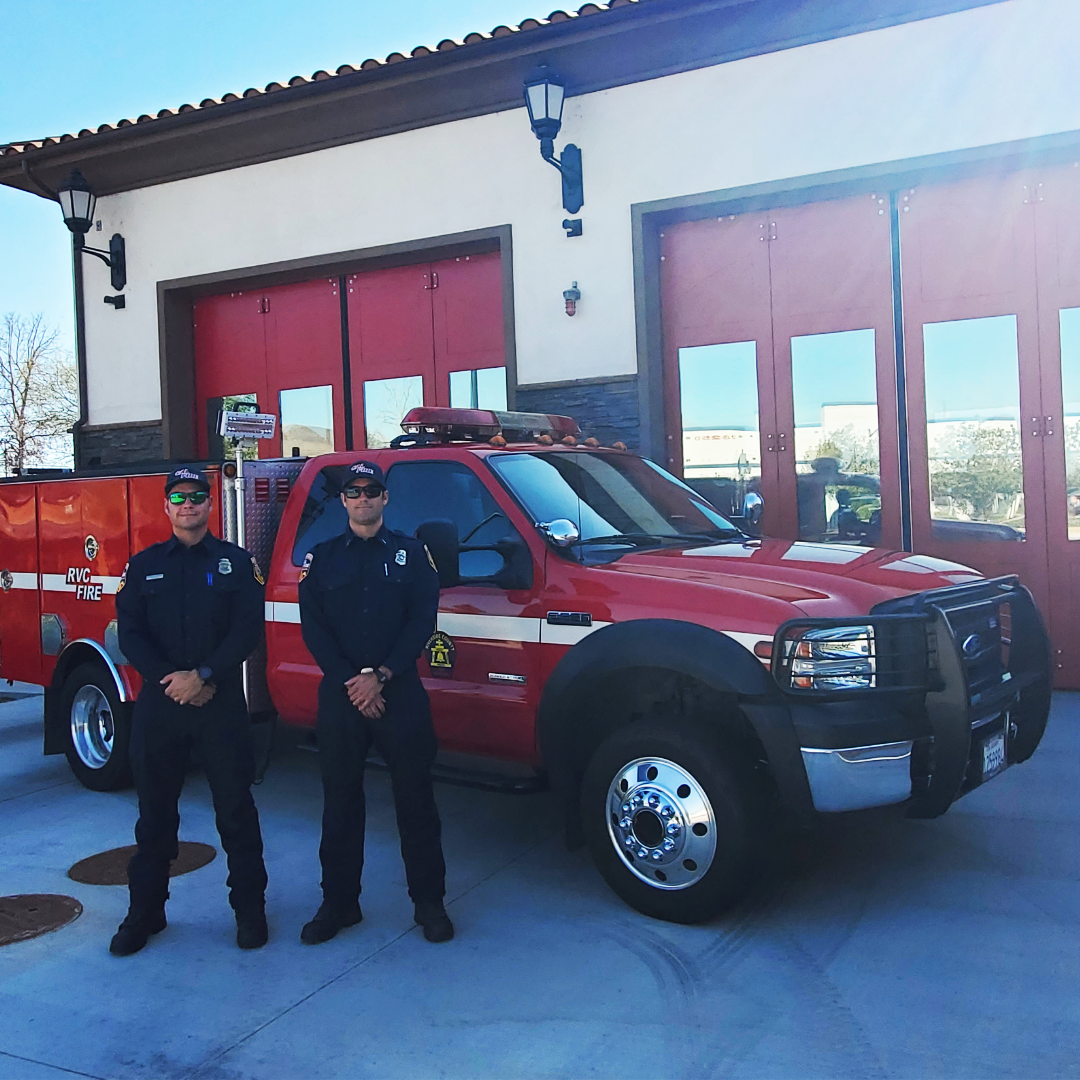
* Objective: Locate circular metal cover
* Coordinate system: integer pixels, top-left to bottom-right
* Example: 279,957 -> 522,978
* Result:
68,841 -> 216,886
0,895 -> 82,947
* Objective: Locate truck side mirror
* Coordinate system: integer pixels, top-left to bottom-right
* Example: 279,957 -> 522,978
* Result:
742,491 -> 764,527
415,519 -> 460,589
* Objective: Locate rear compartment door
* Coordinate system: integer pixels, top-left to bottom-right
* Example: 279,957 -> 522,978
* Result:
0,482 -> 41,684
37,479 -> 130,684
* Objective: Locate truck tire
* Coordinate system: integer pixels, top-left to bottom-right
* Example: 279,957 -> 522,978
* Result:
60,662 -> 132,791
580,716 -> 767,924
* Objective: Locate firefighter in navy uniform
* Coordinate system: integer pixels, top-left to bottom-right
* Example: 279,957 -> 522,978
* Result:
298,460 -> 453,944
111,467 -> 269,956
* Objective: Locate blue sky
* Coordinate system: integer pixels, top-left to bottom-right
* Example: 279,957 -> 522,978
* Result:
0,0 -> 544,354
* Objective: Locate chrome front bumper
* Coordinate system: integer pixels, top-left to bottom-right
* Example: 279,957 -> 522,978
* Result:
801,741 -> 913,813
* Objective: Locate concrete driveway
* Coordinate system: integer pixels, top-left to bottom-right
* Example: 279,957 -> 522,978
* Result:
1,687 -> 1077,1080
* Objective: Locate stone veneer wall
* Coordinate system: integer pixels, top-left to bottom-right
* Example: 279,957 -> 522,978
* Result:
77,422 -> 164,469
514,375 -> 639,450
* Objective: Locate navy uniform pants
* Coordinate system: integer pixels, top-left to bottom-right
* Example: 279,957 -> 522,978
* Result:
127,685 -> 267,912
316,678 -> 446,909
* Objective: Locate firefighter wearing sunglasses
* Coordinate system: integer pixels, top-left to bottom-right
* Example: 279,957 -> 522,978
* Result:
298,460 -> 452,944
111,467 -> 269,956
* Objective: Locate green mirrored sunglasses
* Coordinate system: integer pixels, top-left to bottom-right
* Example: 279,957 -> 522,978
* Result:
168,490 -> 210,505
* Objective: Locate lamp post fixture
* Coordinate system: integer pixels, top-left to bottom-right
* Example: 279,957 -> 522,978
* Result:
524,67 -> 583,230
56,169 -> 126,293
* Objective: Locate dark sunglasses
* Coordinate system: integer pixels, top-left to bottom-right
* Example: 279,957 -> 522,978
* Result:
343,484 -> 385,500
168,491 -> 210,505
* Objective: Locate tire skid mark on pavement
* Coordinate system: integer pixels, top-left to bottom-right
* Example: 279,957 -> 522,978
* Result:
765,927 -> 890,1080
604,919 -> 705,1002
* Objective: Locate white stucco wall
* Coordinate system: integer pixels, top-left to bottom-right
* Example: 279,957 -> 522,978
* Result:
83,0 -> 1080,427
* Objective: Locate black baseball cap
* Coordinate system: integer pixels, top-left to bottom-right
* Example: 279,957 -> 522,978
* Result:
342,460 -> 386,489
164,466 -> 211,494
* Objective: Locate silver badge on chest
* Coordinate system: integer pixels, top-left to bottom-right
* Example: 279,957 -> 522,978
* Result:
395,549 -> 407,566
218,558 -> 232,575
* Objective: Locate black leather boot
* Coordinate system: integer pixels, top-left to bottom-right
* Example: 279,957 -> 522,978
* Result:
235,902 -> 269,950
300,901 -> 363,945
414,901 -> 454,943
109,907 -> 167,956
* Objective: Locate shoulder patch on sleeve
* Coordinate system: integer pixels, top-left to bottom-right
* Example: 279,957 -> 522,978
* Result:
424,545 -> 437,572
299,551 -> 314,581
250,555 -> 265,585
116,562 -> 129,593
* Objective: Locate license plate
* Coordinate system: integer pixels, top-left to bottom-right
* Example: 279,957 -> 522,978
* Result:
981,730 -> 1007,781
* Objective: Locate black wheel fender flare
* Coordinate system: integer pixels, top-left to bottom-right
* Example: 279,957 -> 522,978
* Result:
538,618 -> 782,798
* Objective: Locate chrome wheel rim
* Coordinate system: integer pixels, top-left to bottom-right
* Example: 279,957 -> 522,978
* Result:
70,685 -> 113,769
606,756 -> 717,890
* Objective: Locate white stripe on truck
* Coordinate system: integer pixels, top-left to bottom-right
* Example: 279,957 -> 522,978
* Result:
262,603 -> 769,657
2,572 -> 38,590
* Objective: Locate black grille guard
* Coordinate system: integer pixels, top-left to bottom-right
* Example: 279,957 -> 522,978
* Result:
872,576 -> 1052,818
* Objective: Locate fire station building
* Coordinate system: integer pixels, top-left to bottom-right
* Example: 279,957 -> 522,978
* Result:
3,0 -> 1080,683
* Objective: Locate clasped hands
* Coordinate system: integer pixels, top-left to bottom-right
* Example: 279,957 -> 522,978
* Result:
344,669 -> 388,719
160,670 -> 216,707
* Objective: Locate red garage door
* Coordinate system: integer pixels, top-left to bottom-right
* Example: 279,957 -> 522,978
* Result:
661,167 -> 1080,687
193,252 -> 505,457
661,193 -> 901,550
347,252 -> 506,447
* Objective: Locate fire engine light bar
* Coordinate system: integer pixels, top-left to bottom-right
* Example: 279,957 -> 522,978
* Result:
399,407 -> 580,442
218,410 -> 278,440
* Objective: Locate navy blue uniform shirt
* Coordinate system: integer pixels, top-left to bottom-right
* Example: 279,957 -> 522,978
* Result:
115,533 -> 265,691
298,524 -> 439,687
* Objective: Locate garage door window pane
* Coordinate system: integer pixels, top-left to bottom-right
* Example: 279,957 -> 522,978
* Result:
450,367 -> 508,410
280,385 -> 334,458
679,342 -> 759,481
791,329 -> 880,543
363,376 -> 423,449
1060,308 -> 1080,540
924,315 -> 1024,540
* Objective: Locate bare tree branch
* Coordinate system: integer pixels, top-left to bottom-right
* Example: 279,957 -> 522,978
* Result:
0,313 -> 78,474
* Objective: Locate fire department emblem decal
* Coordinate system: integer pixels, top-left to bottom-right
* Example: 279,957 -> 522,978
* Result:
218,558 -> 232,575
84,535 -> 99,560
1,570 -> 12,593
424,631 -> 455,678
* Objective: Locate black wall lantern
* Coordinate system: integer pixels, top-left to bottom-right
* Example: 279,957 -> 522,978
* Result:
524,67 -> 584,223
57,169 -> 126,292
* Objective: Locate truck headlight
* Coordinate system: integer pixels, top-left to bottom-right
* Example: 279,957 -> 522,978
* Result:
786,625 -> 875,691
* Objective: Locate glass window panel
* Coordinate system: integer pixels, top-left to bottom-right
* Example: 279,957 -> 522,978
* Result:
280,385 -> 334,458
385,461 -> 524,582
791,328 -> 881,544
363,375 -> 423,449
449,367 -> 508,410
1060,308 -> 1080,540
678,342 -> 761,521
923,315 -> 1024,541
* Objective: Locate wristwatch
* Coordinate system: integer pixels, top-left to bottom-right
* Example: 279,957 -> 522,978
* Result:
375,668 -> 391,685
197,665 -> 213,682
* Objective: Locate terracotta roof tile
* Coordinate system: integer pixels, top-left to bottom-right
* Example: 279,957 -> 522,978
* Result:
0,2 -> 642,159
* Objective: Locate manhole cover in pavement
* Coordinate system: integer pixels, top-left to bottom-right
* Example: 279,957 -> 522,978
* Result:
0,895 -> 82,947
68,841 -> 217,886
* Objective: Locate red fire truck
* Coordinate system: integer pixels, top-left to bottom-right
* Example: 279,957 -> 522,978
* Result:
0,408 -> 1051,923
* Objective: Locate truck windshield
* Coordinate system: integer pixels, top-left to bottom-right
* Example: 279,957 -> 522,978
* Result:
488,451 -> 743,560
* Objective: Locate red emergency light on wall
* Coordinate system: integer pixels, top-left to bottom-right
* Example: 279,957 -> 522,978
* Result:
399,408 -> 580,444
